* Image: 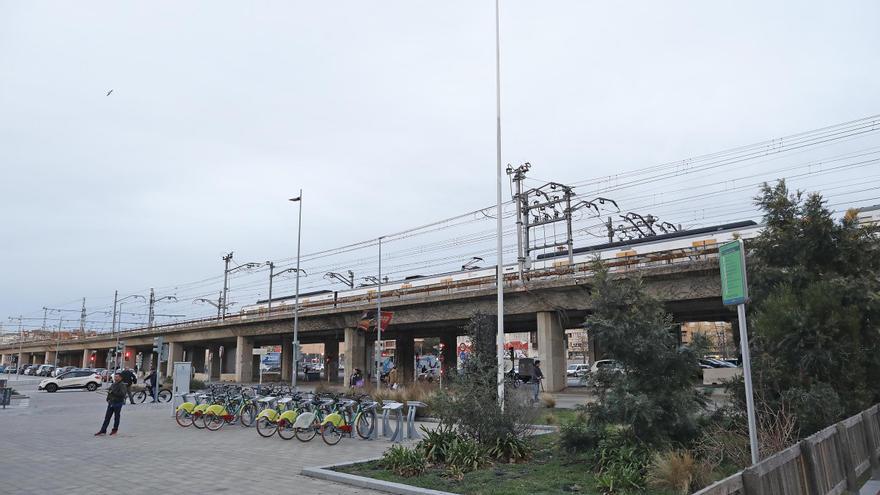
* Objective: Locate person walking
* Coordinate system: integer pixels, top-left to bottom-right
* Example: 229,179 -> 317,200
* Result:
95,373 -> 127,436
119,367 -> 137,404
532,360 -> 544,403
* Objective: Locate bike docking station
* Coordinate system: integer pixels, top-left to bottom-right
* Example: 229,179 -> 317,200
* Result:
375,401 -> 403,442
373,400 -> 427,443
404,401 -> 427,440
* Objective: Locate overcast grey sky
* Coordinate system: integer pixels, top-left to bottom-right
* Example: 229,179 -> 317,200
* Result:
2,1 -> 879,328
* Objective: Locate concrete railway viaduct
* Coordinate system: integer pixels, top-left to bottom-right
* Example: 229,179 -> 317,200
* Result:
0,258 -> 734,392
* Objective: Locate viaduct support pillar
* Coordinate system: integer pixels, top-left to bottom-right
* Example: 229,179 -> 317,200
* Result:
44,350 -> 57,367
395,335 -> 415,384
324,339 -> 339,382
207,346 -> 221,381
82,349 -> 91,368
235,336 -> 253,383
536,311 -> 566,392
344,327 -> 365,387
281,339 -> 294,384
222,346 -> 236,375
33,353 -> 44,365
191,347 -> 206,374
440,334 -> 457,375
166,342 -> 184,378
587,328 -> 603,364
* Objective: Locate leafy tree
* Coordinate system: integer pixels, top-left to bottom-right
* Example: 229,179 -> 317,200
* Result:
581,261 -> 706,447
745,181 -> 880,434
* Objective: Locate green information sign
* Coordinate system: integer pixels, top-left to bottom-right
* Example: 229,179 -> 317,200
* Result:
719,240 -> 748,305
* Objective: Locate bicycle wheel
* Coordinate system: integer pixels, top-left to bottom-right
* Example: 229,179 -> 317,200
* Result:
205,413 -> 225,431
355,411 -> 376,439
175,409 -> 194,427
158,390 -> 172,403
256,417 -> 276,438
321,425 -> 343,446
192,412 -> 208,429
133,390 -> 147,404
294,423 -> 318,442
239,403 -> 257,427
277,420 -> 297,440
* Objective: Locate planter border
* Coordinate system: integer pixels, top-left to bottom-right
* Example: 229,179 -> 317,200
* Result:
302,458 -> 458,495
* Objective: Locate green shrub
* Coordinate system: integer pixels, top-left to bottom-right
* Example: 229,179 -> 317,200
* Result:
380,445 -> 426,477
487,433 -> 533,463
189,378 -> 206,391
444,437 -> 490,473
589,427 -> 651,494
559,410 -> 602,453
418,425 -> 457,464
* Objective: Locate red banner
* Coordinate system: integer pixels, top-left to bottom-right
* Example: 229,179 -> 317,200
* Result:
357,310 -> 394,331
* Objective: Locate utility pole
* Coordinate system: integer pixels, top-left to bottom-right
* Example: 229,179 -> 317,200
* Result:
41,307 -> 49,332
267,262 -> 303,314
110,290 -> 118,338
148,288 -> 155,331
79,298 -> 86,336
220,254 -> 260,320
221,252 -> 233,320
267,261 -> 275,313
507,162 -> 530,280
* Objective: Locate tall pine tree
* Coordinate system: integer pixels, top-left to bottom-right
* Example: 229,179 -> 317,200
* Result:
748,181 -> 880,434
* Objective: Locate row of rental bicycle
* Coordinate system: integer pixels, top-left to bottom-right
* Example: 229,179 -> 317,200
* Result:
174,384 -> 378,445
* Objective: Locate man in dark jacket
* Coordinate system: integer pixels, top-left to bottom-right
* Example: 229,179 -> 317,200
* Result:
532,360 -> 544,402
96,373 -> 127,435
119,368 -> 137,404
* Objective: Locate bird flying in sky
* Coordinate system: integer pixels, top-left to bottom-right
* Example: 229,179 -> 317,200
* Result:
106,89 -> 113,96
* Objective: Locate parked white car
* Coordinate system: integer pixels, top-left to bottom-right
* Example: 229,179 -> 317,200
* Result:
38,369 -> 102,393
566,363 -> 591,377
590,359 -> 624,374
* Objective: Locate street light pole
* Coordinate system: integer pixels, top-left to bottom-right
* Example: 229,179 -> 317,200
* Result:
289,190 -> 303,388
376,236 -> 384,390
494,0 -> 506,406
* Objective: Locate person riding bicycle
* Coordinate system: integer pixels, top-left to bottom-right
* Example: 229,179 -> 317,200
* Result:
119,367 -> 137,404
144,369 -> 158,402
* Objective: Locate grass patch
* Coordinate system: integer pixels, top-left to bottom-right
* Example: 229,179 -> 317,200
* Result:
337,433 -> 674,495
537,408 -> 582,426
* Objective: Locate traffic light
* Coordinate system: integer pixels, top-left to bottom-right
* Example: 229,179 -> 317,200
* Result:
125,351 -> 131,359
152,336 -> 164,354
89,352 -> 96,363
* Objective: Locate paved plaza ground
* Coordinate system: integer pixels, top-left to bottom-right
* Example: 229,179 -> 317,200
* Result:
1,378 -> 396,495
